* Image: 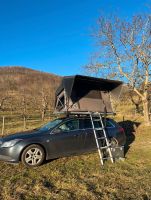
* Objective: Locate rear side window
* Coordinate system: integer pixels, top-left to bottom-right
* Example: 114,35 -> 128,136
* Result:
83,118 -> 115,129
83,119 -> 101,129
94,121 -> 103,128
83,119 -> 92,129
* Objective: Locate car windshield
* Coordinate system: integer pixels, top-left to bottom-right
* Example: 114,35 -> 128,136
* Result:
38,119 -> 63,131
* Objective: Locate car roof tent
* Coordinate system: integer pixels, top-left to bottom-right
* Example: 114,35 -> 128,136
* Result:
54,75 -> 123,114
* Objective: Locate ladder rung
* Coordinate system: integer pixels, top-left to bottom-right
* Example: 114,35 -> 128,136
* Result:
97,137 -> 106,140
95,128 -> 103,130
102,157 -> 113,160
93,119 -> 100,121
89,112 -> 114,165
100,145 -> 111,149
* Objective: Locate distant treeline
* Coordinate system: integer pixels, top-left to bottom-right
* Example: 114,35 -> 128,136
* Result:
0,66 -> 61,120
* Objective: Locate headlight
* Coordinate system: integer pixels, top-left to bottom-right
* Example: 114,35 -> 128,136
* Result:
1,139 -> 22,148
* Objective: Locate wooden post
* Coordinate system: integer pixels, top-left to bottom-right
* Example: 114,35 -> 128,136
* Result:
23,116 -> 26,130
2,116 -> 5,137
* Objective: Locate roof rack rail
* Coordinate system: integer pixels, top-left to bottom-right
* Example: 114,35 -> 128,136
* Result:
54,111 -> 116,116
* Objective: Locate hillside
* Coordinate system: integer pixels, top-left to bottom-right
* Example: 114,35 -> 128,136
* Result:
0,66 -> 61,118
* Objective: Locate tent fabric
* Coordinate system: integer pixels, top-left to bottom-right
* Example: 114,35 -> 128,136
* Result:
54,75 -> 123,113
56,75 -> 122,97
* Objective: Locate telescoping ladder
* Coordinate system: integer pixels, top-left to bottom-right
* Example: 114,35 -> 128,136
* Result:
89,112 -> 114,165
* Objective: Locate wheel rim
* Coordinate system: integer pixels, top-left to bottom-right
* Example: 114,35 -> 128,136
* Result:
25,147 -> 43,165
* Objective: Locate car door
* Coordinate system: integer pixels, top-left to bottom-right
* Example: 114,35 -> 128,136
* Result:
47,119 -> 86,158
82,118 -> 117,152
81,118 -> 106,151
81,118 -> 96,151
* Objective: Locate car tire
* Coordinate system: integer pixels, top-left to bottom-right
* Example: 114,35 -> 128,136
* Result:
21,144 -> 45,167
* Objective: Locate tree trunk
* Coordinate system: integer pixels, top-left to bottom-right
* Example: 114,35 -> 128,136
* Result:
41,110 -> 45,121
135,104 -> 139,113
143,99 -> 150,125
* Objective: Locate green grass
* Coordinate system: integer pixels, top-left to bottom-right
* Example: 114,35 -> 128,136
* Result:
0,115 -> 151,200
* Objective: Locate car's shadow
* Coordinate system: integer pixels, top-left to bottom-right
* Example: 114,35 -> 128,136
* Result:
118,120 -> 141,156
43,158 -> 59,165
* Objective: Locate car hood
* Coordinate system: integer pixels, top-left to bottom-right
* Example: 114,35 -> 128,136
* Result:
0,129 -> 46,143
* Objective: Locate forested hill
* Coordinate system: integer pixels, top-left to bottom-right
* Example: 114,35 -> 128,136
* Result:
0,66 -> 61,117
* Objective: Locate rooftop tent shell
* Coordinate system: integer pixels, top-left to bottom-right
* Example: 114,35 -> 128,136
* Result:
54,75 -> 123,114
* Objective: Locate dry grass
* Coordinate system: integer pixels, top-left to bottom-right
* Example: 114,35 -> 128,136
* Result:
0,115 -> 151,200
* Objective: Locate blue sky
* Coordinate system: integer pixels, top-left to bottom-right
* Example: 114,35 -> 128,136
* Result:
0,0 -> 150,76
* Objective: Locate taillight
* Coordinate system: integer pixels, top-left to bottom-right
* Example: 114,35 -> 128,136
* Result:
119,127 -> 125,133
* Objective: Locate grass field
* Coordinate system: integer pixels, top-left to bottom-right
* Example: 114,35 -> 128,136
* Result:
0,115 -> 151,200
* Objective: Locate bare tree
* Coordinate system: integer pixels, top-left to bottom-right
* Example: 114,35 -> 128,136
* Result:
129,91 -> 142,114
86,14 -> 151,124
20,94 -> 28,129
19,86 -> 30,129
0,97 -> 9,111
41,88 -> 48,121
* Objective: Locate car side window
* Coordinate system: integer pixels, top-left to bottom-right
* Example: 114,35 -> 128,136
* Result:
83,119 -> 92,129
83,118 -> 114,129
94,121 -> 102,128
83,119 -> 102,129
57,119 -> 79,132
94,119 -> 114,128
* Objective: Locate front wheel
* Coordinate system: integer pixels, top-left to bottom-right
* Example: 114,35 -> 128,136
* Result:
21,144 -> 45,167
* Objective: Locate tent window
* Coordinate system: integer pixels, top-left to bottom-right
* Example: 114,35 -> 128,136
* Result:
57,94 -> 65,110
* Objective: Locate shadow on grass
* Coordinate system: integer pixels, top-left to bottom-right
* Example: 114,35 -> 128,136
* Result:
43,158 -> 59,165
118,120 -> 141,156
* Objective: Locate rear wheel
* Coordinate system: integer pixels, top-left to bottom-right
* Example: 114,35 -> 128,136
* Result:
21,144 -> 45,167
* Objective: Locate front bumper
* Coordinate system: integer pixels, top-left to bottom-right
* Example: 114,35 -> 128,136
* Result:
0,154 -> 18,163
0,145 -> 23,163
